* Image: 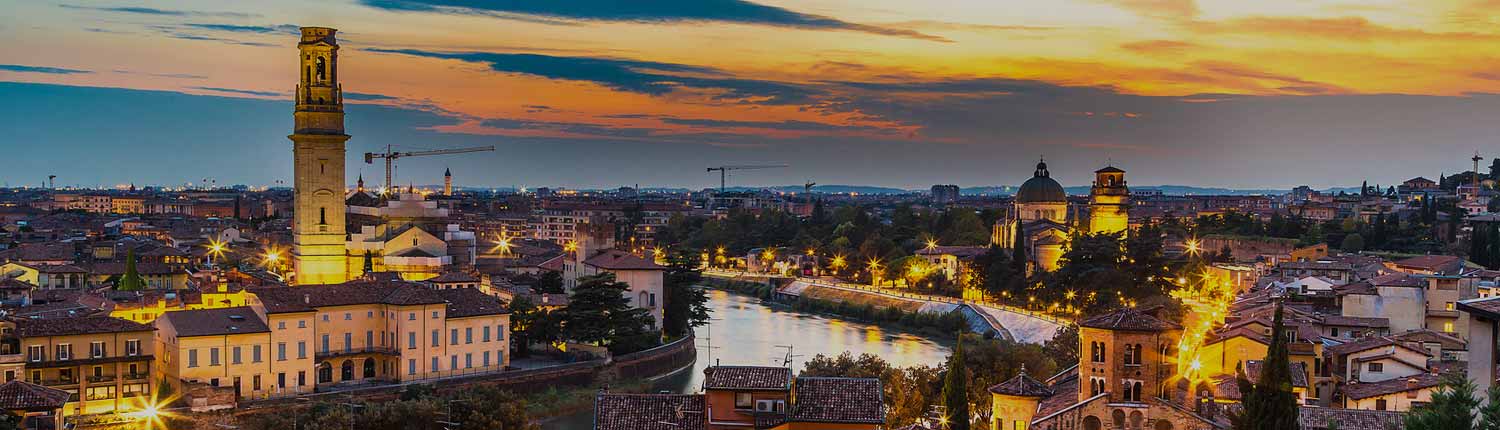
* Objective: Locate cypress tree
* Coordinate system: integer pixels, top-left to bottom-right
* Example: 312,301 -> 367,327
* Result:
117,249 -> 145,291
1010,219 -> 1027,275
942,334 -> 970,430
1489,225 -> 1500,269
1472,226 -> 1489,269
362,250 -> 374,274
1231,302 -> 1300,430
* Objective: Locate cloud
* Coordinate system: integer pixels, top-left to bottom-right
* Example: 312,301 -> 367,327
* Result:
112,69 -> 208,79
191,86 -> 282,97
1120,40 -> 1199,56
159,31 -> 276,47
368,48 -> 819,104
356,0 -> 948,42
0,64 -> 91,74
345,92 -> 399,101
58,4 -> 257,18
1091,0 -> 1199,21
182,23 -> 301,35
1189,16 -> 1499,42
659,117 -> 887,133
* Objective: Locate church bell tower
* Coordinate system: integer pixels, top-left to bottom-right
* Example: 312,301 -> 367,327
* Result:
289,27 -> 349,285
1088,165 -> 1129,234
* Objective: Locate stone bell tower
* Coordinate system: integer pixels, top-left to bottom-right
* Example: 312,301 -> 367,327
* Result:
1088,165 -> 1129,235
290,26 -> 349,285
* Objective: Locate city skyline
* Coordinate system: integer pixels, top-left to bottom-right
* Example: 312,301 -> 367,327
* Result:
5,1 -> 1500,189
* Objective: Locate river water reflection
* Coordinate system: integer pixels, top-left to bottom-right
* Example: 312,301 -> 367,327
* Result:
542,289 -> 953,429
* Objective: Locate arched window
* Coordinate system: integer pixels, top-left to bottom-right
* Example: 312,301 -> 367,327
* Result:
1123,344 -> 1134,365
1135,344 -> 1144,364
340,360 -> 354,381
363,358 -> 376,378
316,57 -> 326,81
317,362 -> 332,383
305,66 -> 311,84
1083,416 -> 1102,430
319,207 -> 326,225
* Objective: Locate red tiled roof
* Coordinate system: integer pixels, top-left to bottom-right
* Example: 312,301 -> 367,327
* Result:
433,287 -> 510,318
160,306 -> 269,337
1297,407 -> 1405,430
13,315 -> 152,337
988,370 -> 1053,397
703,366 -> 790,391
1079,307 -> 1180,332
248,281 -> 447,314
594,393 -> 705,430
0,380 -> 69,410
584,249 -> 663,271
789,377 -> 884,424
1034,371 -> 1080,419
1342,373 -> 1441,400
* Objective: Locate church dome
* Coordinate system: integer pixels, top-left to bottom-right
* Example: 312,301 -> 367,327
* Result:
1016,160 -> 1067,203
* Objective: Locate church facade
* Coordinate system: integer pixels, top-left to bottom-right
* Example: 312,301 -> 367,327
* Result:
992,160 -> 1131,273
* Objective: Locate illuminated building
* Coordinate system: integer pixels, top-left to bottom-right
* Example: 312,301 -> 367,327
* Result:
345,191 -> 478,280
289,27 -> 350,285
1088,166 -> 1129,234
153,281 -> 509,401
992,159 -> 1071,273
9,316 -> 154,419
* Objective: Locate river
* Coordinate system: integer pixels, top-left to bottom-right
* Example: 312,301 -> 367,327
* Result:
542,288 -> 954,429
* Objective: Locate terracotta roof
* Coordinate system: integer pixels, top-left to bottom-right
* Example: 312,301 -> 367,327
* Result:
1332,281 -> 1377,295
248,281 -> 447,314
1321,315 -> 1389,328
593,393 -> 705,430
160,306 -> 269,337
703,366 -> 790,391
987,369 -> 1053,397
1034,371 -> 1080,418
13,315 -> 152,337
86,262 -> 188,276
1276,261 -> 1353,271
426,271 -> 479,284
1392,255 -> 1463,273
0,380 -> 69,410
584,249 -> 663,271
0,278 -> 34,290
1459,296 -> 1500,319
1297,407 -> 1405,430
1369,273 -> 1423,288
1324,335 -> 1430,358
789,377 -> 883,424
1390,329 -> 1466,350
1342,373 -> 1441,400
434,287 -> 510,318
1245,360 -> 1308,388
1079,307 -> 1180,332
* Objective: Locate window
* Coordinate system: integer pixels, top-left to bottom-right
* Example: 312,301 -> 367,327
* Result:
126,339 -> 140,356
322,314 -> 329,322
1444,322 -> 1455,333
734,392 -> 753,409
86,386 -> 116,401
298,320 -> 306,328
278,373 -> 286,388
344,333 -> 352,352
432,330 -> 440,347
298,341 -> 307,359
483,326 -> 491,343
278,321 -> 286,330
466,328 -> 473,344
451,329 -> 459,345
232,346 -> 242,364
431,357 -> 439,372
432,311 -> 439,319
1447,302 -> 1456,311
56,344 -> 71,361
483,351 -> 490,367
322,334 -> 330,353
408,313 -> 416,321
649,293 -> 656,307
1368,362 -> 1383,372
1123,344 -> 1135,365
210,348 -> 220,366
408,359 -> 416,375
408,332 -> 416,349
498,325 -> 505,341
90,341 -> 106,358
344,312 -> 351,321
253,345 -> 262,363
465,353 -> 473,368
367,331 -> 373,348
27,345 -> 43,362
451,355 -> 458,370
253,375 -> 262,391
1376,399 -> 1388,411
124,383 -> 148,398
278,343 -> 287,361
188,349 -> 199,368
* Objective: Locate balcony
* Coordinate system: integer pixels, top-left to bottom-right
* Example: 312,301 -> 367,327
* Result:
314,346 -> 400,360
87,375 -> 116,384
40,378 -> 77,387
124,372 -> 149,381
26,354 -> 153,369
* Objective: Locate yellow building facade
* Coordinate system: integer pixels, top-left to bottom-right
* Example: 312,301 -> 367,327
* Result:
10,317 -> 154,419
154,281 -> 510,399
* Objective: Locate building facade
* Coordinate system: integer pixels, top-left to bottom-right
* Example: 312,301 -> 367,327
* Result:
290,27 -> 350,285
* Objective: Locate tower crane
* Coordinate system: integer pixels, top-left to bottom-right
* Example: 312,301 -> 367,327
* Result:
705,164 -> 787,209
364,145 -> 495,193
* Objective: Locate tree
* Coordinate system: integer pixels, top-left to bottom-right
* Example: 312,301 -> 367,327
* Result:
1231,303 -> 1300,430
1041,325 -> 1079,365
1010,220 -> 1027,275
1480,385 -> 1500,430
117,249 -> 145,291
663,249 -> 710,338
1404,374 -> 1478,430
506,296 -> 558,358
942,333 -> 970,430
562,273 -> 659,354
1340,233 -> 1365,253
535,271 -> 565,294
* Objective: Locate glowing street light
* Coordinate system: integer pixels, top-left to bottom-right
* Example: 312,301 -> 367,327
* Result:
1185,238 -> 1201,255
925,238 -> 938,251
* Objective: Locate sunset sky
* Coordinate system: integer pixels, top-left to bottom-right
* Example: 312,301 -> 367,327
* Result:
4,0 -> 1500,190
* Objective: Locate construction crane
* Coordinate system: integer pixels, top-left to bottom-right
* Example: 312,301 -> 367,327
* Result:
364,145 -> 495,192
706,164 -> 787,195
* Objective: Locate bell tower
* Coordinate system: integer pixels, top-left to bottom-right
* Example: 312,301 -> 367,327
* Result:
1088,165 -> 1129,234
289,26 -> 349,285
